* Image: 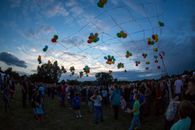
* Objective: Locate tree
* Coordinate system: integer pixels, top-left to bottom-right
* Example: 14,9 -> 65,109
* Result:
95,72 -> 113,85
4,67 -> 20,80
36,60 -> 63,83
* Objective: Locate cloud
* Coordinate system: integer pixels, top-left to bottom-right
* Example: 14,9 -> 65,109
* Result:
0,52 -> 27,68
46,4 -> 69,17
122,0 -> 147,17
63,51 -> 86,58
25,25 -> 55,40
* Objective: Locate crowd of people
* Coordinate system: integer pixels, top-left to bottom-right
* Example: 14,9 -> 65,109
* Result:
0,72 -> 195,130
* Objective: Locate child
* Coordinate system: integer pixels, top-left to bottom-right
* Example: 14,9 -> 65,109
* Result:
170,100 -> 193,130
128,94 -> 141,130
90,90 -> 103,124
32,91 -> 44,121
35,102 -> 44,121
72,93 -> 82,118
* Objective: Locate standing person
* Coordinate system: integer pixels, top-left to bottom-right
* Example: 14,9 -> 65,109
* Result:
90,90 -> 103,124
128,93 -> 141,130
111,85 -> 121,120
72,93 -> 82,119
174,77 -> 183,100
184,77 -> 195,129
170,100 -> 194,130
155,82 -> 163,115
144,84 -> 151,115
0,73 -> 2,90
101,87 -> 108,105
9,77 -> 15,99
60,81 -> 67,107
2,81 -> 10,112
87,86 -> 94,112
21,78 -> 28,108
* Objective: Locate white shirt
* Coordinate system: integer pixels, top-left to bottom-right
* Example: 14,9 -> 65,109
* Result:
174,79 -> 183,94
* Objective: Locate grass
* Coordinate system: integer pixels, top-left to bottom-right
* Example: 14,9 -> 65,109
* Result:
0,85 -> 165,130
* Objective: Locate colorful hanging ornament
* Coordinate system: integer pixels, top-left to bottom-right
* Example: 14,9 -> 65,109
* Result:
117,63 -> 124,69
43,45 -> 48,52
117,31 -> 128,38
152,34 -> 159,42
87,33 -> 100,44
142,53 -> 148,59
83,65 -> 90,76
153,48 -> 158,52
97,0 -> 107,8
158,21 -> 164,27
159,51 -> 165,59
51,34 -> 59,43
135,61 -> 141,66
79,71 -> 84,78
146,61 -> 150,65
104,55 -> 115,65
126,50 -> 132,58
147,38 -> 155,45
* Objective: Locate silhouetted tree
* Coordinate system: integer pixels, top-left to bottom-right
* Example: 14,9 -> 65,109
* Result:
95,72 -> 113,85
36,60 -> 63,83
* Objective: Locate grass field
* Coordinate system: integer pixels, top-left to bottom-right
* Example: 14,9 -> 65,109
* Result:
0,85 -> 165,130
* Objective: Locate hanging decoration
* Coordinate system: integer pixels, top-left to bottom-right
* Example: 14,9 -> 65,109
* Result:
126,50 -> 132,58
117,31 -> 128,38
104,55 -> 115,65
117,62 -> 124,69
87,33 -> 100,44
83,65 -> 90,76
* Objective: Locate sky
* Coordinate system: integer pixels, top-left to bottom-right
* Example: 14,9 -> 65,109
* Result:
0,0 -> 195,81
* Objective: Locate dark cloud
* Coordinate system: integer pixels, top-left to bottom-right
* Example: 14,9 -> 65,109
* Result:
0,52 -> 27,68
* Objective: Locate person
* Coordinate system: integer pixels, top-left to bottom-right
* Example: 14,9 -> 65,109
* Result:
72,93 -> 82,118
174,77 -> 183,100
185,77 -> 195,105
9,77 -> 15,99
0,73 -> 2,90
155,82 -> 163,115
21,79 -> 28,108
60,81 -> 67,107
2,85 -> 10,112
144,84 -> 152,115
101,87 -> 108,105
184,77 -> 195,129
87,86 -> 94,112
90,90 -> 103,124
170,100 -> 194,130
128,93 -> 141,130
111,85 -> 121,120
165,96 -> 180,130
